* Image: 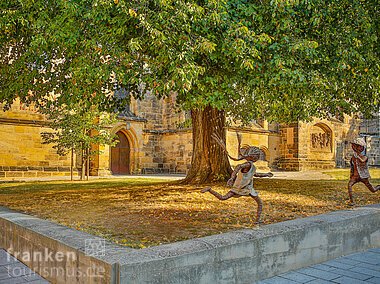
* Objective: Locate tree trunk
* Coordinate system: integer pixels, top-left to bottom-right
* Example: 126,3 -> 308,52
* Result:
86,148 -> 90,181
81,147 -> 85,181
183,106 -> 232,184
70,148 -> 74,181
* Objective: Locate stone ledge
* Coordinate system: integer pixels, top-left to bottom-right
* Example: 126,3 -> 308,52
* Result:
0,205 -> 379,283
0,166 -> 79,180
0,166 -> 76,172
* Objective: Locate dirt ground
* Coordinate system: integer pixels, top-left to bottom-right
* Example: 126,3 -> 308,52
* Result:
0,176 -> 379,248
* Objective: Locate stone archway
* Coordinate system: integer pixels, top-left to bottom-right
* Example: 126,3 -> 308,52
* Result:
111,131 -> 130,174
259,146 -> 269,161
255,146 -> 270,171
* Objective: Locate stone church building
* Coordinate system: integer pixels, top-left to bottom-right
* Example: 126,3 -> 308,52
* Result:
0,95 -> 379,178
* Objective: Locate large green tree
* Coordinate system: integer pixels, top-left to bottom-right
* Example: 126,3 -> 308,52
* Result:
1,0 -> 379,183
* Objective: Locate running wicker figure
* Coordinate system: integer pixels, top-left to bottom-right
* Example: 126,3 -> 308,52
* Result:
201,133 -> 273,224
348,137 -> 379,206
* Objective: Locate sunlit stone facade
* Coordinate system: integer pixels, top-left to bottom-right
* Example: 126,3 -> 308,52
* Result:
0,96 -> 378,178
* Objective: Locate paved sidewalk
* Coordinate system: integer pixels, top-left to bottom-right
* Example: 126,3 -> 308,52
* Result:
271,170 -> 334,180
258,248 -> 380,284
0,249 -> 48,284
0,170 -> 334,183
0,173 -> 186,183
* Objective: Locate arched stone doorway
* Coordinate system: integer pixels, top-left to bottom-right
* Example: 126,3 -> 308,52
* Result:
255,146 -> 270,171
111,131 -> 130,174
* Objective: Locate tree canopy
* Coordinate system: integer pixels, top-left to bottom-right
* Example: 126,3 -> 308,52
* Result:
1,0 -> 379,183
1,0 -> 378,120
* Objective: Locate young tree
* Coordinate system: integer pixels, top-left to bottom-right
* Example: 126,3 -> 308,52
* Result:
1,0 -> 379,183
41,102 -> 117,180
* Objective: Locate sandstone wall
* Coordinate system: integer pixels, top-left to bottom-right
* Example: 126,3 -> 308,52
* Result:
323,116 -> 380,168
0,100 -> 74,178
268,133 -> 281,168
277,117 -> 362,171
2,95 -> 374,177
160,130 -> 193,174
130,93 -> 164,130
140,131 -> 162,174
227,125 -> 280,171
298,119 -> 337,170
367,137 -> 380,166
130,93 -> 194,174
276,123 -> 300,171
138,125 -> 281,175
333,117 -> 360,168
138,129 -> 193,174
161,93 -> 190,130
360,117 -> 380,167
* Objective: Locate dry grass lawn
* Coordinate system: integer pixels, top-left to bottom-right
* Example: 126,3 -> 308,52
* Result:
0,176 -> 379,248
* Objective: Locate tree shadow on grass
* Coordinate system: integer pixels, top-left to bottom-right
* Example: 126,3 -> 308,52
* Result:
0,178 -> 178,194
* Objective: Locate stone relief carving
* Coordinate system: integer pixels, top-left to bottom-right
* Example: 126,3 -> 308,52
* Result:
311,124 -> 332,152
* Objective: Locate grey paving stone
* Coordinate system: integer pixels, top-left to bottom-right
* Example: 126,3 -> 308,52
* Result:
0,250 -> 9,258
296,267 -> 340,281
306,280 -> 332,284
0,271 -> 11,281
259,249 -> 380,283
28,280 -> 50,284
367,277 -> 380,283
0,276 -> 29,283
347,254 -> 380,265
334,257 -> 361,266
350,267 -> 380,278
0,252 -> 17,266
368,248 -> 380,254
328,268 -> 372,281
331,276 -> 369,284
279,271 -> 316,283
310,264 -> 336,271
23,274 -> 48,282
257,276 -> 298,284
322,260 -> 354,270
0,250 -> 48,283
6,263 -> 34,278
357,262 -> 380,272
364,252 -> 380,261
